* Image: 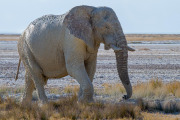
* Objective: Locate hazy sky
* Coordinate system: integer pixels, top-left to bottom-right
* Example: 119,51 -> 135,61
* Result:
0,0 -> 180,34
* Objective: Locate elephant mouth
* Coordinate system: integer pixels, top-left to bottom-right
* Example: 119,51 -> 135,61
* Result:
103,37 -> 122,51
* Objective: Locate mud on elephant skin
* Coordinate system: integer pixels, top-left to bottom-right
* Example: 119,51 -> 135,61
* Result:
16,5 -> 135,105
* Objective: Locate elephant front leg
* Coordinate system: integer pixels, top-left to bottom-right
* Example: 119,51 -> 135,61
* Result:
66,63 -> 94,103
78,53 -> 97,98
85,53 -> 97,82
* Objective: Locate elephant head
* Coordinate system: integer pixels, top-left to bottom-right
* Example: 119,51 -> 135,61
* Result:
63,6 -> 135,99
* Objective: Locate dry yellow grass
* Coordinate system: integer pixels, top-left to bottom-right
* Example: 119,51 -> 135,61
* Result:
63,85 -> 79,95
0,96 -> 179,119
166,81 -> 180,97
0,86 -> 24,95
0,79 -> 180,119
96,83 -> 125,96
0,95 -> 141,119
46,87 -> 61,94
93,78 -> 180,100
142,112 -> 179,120
133,79 -> 180,99
1,79 -> 179,100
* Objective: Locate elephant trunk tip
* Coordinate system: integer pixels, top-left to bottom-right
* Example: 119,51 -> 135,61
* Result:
122,82 -> 132,100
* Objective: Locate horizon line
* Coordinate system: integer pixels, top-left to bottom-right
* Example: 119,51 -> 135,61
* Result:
0,33 -> 180,35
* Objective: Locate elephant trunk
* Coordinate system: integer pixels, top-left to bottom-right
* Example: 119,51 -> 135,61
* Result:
115,35 -> 132,100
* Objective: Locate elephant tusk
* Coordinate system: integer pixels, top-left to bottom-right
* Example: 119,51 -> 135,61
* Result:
127,46 -> 135,51
110,44 -> 122,51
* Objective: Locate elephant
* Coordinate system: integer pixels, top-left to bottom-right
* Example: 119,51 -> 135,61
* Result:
15,5 -> 135,105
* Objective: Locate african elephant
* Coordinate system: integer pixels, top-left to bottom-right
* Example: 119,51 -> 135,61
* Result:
16,5 -> 135,105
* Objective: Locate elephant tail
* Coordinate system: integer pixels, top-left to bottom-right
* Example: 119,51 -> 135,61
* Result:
15,58 -> 21,81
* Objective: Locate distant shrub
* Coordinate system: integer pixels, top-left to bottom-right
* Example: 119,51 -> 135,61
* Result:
139,48 -> 150,51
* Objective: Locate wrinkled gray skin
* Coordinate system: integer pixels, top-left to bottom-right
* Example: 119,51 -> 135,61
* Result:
16,5 -> 135,105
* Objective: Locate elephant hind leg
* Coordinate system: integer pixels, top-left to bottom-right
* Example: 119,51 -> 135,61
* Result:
21,72 -> 35,106
31,71 -> 48,104
22,44 -> 48,104
26,59 -> 48,104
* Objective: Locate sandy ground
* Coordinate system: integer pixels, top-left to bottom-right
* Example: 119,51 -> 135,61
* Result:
0,39 -> 180,90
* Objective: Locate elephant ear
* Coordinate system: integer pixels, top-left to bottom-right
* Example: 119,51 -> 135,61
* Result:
63,6 -> 95,49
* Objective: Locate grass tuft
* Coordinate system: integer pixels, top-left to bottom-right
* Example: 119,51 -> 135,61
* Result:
96,83 -> 125,97
133,78 -> 180,99
142,112 -> 179,120
166,81 -> 180,97
63,85 -> 79,95
0,86 -> 24,95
